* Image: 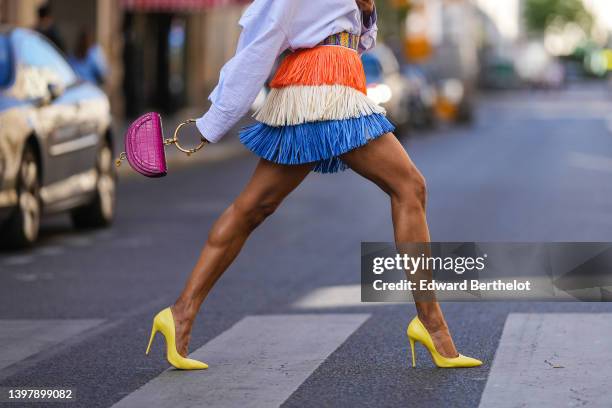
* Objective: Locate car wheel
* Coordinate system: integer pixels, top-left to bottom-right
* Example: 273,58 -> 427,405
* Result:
1,146 -> 41,248
70,140 -> 116,229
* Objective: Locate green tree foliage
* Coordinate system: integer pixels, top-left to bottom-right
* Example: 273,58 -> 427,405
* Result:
376,0 -> 410,40
524,0 -> 594,34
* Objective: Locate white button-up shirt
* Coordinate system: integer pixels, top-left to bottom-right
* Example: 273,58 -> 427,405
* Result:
196,0 -> 378,143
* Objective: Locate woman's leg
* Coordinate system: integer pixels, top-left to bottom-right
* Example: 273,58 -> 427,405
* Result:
341,133 -> 458,358
172,159 -> 314,356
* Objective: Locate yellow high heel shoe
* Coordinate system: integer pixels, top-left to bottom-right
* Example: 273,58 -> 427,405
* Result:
145,307 -> 208,370
407,316 -> 482,368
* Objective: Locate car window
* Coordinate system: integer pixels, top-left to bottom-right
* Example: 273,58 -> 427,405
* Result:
362,54 -> 383,83
0,35 -> 10,88
12,29 -> 76,87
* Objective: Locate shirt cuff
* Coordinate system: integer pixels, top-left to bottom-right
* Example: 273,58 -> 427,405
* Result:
362,7 -> 377,30
195,104 -> 230,143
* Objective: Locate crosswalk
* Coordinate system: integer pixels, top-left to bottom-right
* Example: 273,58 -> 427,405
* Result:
0,319 -> 104,372
112,314 -> 370,408
1,311 -> 611,407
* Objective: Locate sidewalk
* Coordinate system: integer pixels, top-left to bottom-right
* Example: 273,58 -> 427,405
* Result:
112,107 -> 251,177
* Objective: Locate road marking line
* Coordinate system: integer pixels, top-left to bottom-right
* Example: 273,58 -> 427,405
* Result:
112,314 -> 370,408
0,319 -> 104,372
62,236 -> 94,247
13,272 -> 56,282
293,284 -> 378,309
34,246 -> 65,257
568,151 -> 612,173
292,283 -> 485,308
292,284 -> 408,309
2,255 -> 34,266
479,313 -> 612,408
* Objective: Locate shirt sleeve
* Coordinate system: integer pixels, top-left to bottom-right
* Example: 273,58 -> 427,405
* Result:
358,6 -> 378,54
196,3 -> 291,143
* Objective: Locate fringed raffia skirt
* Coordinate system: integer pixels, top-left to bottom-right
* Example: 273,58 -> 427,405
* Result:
239,32 -> 395,174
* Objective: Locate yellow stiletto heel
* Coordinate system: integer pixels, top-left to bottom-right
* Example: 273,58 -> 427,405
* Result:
407,316 -> 482,368
409,337 -> 416,368
145,325 -> 156,355
145,307 -> 208,370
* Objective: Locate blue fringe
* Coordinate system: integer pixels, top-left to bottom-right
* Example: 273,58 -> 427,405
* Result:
239,113 -> 395,174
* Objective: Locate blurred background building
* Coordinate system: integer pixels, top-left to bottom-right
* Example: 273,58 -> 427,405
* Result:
0,0 -> 249,118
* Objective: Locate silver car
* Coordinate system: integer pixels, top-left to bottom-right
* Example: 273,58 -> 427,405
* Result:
0,27 -> 116,248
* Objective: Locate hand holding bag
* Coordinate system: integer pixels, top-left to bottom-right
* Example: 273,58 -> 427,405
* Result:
116,112 -> 208,177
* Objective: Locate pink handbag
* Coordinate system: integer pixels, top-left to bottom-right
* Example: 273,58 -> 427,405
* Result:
116,112 -> 207,177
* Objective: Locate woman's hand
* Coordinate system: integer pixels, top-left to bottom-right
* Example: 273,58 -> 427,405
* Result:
356,0 -> 375,13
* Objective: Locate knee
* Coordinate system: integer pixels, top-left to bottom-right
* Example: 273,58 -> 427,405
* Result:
392,166 -> 427,210
233,196 -> 281,229
206,194 -> 282,247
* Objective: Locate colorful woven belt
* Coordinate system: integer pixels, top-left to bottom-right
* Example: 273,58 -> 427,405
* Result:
319,32 -> 360,51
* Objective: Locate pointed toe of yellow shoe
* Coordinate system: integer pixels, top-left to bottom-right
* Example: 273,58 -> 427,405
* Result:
189,360 -> 209,370
436,354 -> 483,368
458,355 -> 482,367
169,357 -> 209,370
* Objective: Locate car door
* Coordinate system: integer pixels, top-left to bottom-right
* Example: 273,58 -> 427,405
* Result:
10,29 -> 96,191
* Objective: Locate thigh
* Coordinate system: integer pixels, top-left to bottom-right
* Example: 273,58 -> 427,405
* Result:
235,159 -> 314,208
340,133 -> 422,195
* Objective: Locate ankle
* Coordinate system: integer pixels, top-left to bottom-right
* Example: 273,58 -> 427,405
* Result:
172,300 -> 196,325
418,314 -> 448,333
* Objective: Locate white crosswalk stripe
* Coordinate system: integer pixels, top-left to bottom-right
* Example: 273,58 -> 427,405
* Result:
0,319 -> 104,371
479,313 -> 612,408
293,284 -> 379,309
112,314 -> 370,408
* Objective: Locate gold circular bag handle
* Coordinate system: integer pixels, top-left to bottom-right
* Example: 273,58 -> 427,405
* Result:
164,119 -> 208,156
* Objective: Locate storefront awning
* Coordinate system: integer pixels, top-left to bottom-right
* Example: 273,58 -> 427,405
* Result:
122,0 -> 251,11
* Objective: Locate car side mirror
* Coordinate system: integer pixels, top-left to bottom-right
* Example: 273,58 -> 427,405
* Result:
47,82 -> 64,101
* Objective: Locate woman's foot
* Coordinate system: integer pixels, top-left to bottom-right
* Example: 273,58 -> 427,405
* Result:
419,316 -> 459,358
170,304 -> 194,358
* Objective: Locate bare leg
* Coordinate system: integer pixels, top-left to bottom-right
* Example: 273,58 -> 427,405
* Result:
172,159 -> 313,356
341,133 -> 458,358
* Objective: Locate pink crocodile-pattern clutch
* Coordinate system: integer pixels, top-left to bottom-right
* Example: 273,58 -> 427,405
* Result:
124,112 -> 167,178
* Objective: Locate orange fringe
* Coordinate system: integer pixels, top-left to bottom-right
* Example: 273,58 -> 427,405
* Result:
270,46 -> 367,94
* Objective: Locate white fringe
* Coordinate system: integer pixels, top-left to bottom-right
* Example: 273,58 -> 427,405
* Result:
254,84 -> 386,127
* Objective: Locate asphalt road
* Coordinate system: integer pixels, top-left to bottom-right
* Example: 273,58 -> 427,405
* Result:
1,83 -> 612,408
